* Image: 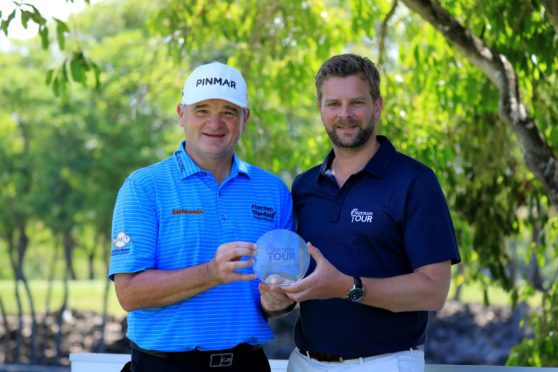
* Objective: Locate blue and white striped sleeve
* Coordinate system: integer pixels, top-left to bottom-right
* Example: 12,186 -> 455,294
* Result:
108,172 -> 159,281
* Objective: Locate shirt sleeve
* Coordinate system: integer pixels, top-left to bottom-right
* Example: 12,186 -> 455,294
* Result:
403,170 -> 460,269
108,173 -> 159,280
278,180 -> 296,232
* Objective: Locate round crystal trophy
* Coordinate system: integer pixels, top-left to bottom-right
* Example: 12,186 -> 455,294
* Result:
254,229 -> 310,286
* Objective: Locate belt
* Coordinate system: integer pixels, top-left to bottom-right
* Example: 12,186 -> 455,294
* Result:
298,345 -> 423,363
133,343 -> 262,367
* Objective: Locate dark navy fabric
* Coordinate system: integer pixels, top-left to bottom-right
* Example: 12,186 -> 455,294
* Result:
128,348 -> 271,372
292,136 -> 460,359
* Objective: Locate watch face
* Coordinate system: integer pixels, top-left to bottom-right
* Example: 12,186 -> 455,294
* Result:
348,288 -> 365,302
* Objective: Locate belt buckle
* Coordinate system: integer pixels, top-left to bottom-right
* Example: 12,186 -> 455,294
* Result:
210,352 -> 233,367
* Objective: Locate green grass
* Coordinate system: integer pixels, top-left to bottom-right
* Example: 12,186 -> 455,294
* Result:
0,279 -> 126,316
0,279 -> 541,316
447,281 -> 542,307
448,281 -> 509,305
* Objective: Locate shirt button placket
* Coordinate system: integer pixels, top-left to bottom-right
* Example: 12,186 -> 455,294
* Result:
218,189 -> 227,221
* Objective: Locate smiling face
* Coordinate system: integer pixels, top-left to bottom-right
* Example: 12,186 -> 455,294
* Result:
177,99 -> 248,166
318,74 -> 383,151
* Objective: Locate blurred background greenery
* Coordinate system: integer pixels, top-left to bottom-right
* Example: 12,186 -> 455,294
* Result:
1,0 -> 557,366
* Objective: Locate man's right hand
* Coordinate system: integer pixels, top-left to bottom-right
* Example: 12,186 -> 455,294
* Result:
207,242 -> 257,284
114,241 -> 257,311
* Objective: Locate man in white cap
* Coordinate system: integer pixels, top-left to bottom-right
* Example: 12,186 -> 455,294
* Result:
109,62 -> 295,371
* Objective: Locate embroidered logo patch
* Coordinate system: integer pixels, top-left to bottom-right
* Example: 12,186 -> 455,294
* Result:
251,203 -> 277,223
350,208 -> 373,223
112,231 -> 131,256
113,231 -> 131,248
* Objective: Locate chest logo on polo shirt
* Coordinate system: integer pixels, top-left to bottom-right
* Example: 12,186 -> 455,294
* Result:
351,208 -> 373,223
172,208 -> 204,215
251,203 -> 277,223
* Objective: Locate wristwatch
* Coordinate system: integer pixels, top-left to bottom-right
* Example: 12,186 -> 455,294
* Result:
346,276 -> 365,302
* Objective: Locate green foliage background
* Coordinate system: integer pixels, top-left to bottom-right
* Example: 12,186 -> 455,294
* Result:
1,0 -> 557,366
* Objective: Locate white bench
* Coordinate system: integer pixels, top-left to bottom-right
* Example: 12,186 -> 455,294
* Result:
69,353 -> 558,372
69,353 -> 288,371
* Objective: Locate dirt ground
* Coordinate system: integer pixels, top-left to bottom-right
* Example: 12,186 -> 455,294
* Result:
0,300 -> 531,366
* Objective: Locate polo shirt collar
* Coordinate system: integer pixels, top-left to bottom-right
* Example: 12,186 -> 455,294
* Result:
319,135 -> 395,179
174,140 -> 249,180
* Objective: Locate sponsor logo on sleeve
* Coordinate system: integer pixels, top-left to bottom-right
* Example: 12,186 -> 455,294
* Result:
112,231 -> 131,256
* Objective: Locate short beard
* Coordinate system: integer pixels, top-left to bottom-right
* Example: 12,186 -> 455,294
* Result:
326,118 -> 375,149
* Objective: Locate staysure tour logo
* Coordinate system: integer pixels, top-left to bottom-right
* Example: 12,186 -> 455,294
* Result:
350,208 -> 374,223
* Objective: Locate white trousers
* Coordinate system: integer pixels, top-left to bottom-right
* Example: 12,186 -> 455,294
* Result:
287,347 -> 425,372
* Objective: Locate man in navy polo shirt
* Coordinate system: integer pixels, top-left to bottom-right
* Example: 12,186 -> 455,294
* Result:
109,62 -> 295,372
281,54 -> 461,371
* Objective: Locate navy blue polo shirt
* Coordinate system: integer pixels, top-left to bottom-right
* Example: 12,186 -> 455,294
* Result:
292,136 -> 460,358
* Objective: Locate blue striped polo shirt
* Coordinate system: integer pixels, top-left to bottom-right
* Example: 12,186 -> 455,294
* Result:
109,141 -> 295,351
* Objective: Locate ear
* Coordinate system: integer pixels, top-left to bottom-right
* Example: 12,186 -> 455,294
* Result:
177,104 -> 185,127
241,108 -> 250,132
374,97 -> 383,120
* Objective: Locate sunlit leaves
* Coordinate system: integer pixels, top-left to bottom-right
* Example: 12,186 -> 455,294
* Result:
508,281 -> 558,366
53,18 -> 69,50
0,10 -> 16,36
1,1 -> 97,96
46,52 -> 100,101
143,0 -> 351,182
2,0 -> 558,362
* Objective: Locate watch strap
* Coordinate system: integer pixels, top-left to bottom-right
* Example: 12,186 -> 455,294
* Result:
353,276 -> 363,289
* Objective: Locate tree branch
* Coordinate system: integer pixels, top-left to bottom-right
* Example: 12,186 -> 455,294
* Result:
379,0 -> 399,66
401,0 -> 558,206
541,0 -> 558,34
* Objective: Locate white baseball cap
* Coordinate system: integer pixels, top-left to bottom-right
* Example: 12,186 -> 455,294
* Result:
181,62 -> 248,108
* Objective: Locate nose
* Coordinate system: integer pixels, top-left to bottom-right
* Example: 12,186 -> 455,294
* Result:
207,112 -> 224,127
339,103 -> 353,120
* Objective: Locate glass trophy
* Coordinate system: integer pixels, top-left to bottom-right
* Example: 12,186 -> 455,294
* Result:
254,229 -> 310,286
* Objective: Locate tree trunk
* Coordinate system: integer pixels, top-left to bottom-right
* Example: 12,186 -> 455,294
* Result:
54,272 -> 69,365
452,264 -> 464,301
7,231 -> 22,364
509,239 -> 518,285
42,240 -> 61,364
20,278 -> 38,364
45,238 -> 61,314
12,280 -> 23,364
0,296 -> 10,363
401,0 -> 558,208
17,223 -> 38,364
97,234 -> 111,353
528,225 -> 544,291
63,227 -> 77,280
88,251 -> 96,280
541,0 -> 558,33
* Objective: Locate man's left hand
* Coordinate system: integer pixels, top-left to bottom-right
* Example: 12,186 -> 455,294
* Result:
259,282 -> 296,317
281,242 -> 351,302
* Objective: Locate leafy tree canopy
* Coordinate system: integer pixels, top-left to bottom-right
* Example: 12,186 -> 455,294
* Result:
1,0 -> 557,365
